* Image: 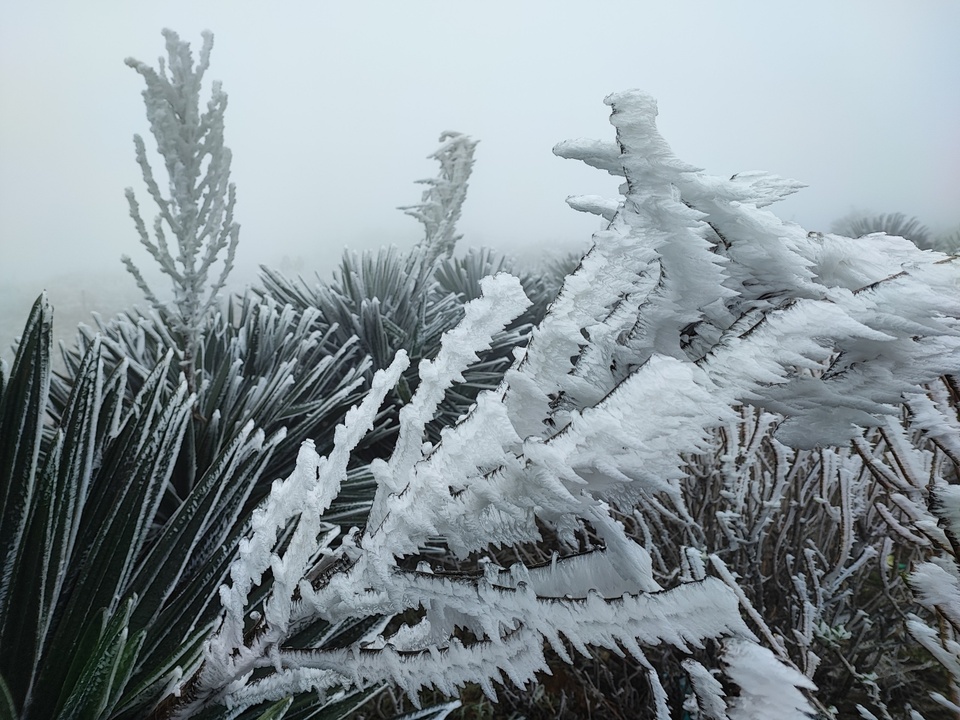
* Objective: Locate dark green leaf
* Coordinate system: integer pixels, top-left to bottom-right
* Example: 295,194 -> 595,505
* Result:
0,295 -> 52,709
253,696 -> 293,720
0,672 -> 17,720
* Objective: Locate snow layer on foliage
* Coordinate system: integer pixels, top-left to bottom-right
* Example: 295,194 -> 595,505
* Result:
682,658 -> 728,719
401,131 -> 478,266
917,543 -> 960,710
905,387 -> 960,462
365,272 -> 531,543
724,640 -> 816,719
932,483 -> 960,543
180,88 -> 960,717
910,558 -> 960,628
505,549 -> 645,598
395,353 -> 732,563
122,30 -> 239,369
702,282 -> 960,447
550,89 -> 960,448
388,572 -> 749,658
188,260 -> 755,714
254,574 -> 748,707
202,352 -> 409,695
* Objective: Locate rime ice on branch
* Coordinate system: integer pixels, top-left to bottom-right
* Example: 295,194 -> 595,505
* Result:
122,30 -> 239,393
400,131 -> 478,268
165,91 -> 960,719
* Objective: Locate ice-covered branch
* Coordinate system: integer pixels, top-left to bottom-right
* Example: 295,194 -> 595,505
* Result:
184,353 -> 408,713
548,90 -> 960,448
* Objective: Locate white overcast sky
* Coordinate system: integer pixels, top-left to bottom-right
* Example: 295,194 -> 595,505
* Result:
1,1 -> 958,293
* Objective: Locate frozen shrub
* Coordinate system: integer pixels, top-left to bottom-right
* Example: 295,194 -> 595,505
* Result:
121,29 -> 239,394
155,91 -> 960,719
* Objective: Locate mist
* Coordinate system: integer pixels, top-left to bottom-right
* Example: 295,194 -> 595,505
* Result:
1,1 -> 958,356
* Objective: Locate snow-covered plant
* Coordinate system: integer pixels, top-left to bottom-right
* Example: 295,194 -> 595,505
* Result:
122,29 -> 239,394
0,297 -> 316,720
907,486 -> 960,716
162,273 -> 752,719
53,293 -> 371,526
51,30 -> 375,529
832,212 -> 960,256
625,406 -> 938,716
400,131 -> 478,268
152,91 -> 960,719
843,382 -> 960,718
831,212 -> 934,251
258,132 -> 537,448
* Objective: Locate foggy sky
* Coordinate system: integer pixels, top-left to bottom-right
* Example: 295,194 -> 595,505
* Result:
1,2 -> 958,296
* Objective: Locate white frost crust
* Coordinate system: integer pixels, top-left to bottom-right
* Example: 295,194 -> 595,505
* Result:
909,559 -> 960,628
564,194 -> 620,220
233,577 -> 749,710
401,131 -> 478,266
365,272 -> 531,549
682,659 -> 728,719
933,483 -> 960,542
203,352 -> 409,694
724,640 -> 816,720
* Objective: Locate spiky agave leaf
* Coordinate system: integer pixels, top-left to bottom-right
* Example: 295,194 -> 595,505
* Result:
432,246 -> 578,330
0,295 -> 52,709
52,291 -> 371,526
257,244 -> 531,448
0,296 -> 191,718
0,296 -> 290,720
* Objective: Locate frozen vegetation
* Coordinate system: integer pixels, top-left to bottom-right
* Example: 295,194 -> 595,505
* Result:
2,30 -> 960,720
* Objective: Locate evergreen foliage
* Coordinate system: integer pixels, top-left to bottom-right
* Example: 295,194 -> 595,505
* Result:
256,133 -> 562,450
53,294 -> 371,525
256,245 -> 557,451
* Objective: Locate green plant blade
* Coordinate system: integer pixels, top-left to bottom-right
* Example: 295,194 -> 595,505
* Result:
0,672 -> 17,720
56,598 -> 146,720
0,295 -> 52,710
254,696 -> 294,720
